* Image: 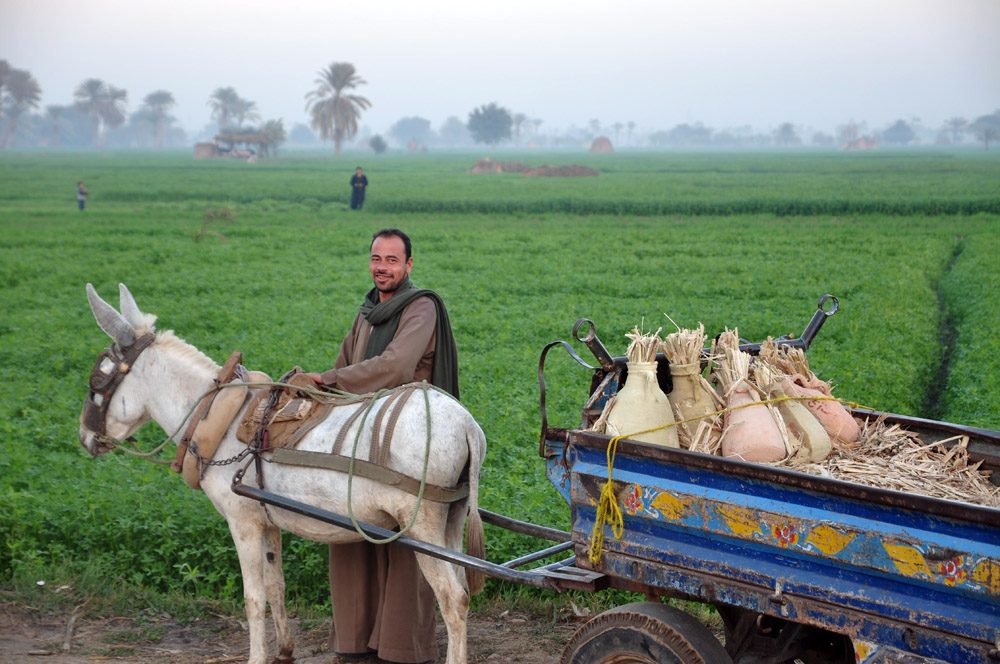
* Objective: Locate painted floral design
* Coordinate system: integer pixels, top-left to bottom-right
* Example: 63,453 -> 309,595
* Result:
939,556 -> 967,586
623,484 -> 644,515
772,523 -> 799,547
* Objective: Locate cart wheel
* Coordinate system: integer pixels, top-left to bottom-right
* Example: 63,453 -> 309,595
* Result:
560,601 -> 732,664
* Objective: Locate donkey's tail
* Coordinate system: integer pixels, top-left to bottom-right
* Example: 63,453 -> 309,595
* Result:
462,421 -> 487,595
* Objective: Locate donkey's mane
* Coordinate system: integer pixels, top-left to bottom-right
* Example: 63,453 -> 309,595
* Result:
155,330 -> 221,374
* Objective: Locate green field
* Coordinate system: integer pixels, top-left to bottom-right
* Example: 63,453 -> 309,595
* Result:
1,150 -> 998,613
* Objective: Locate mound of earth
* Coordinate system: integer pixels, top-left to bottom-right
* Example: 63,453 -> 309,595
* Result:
589,136 -> 614,153
523,165 -> 600,177
469,158 -> 529,173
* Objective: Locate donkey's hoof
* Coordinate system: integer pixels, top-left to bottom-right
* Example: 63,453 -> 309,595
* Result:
271,656 -> 295,664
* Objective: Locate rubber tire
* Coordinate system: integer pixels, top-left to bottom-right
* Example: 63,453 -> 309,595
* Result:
560,601 -> 733,664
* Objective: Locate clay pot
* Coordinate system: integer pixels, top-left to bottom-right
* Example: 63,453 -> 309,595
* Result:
606,361 -> 679,448
720,380 -> 786,462
781,376 -> 859,446
668,362 -> 719,449
768,380 -> 832,462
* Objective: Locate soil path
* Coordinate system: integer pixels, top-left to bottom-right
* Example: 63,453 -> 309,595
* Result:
1,601 -> 580,663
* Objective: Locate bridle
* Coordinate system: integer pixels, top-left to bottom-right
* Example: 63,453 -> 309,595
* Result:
82,333 -> 157,446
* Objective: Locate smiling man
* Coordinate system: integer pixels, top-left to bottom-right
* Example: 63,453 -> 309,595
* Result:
307,227 -> 459,663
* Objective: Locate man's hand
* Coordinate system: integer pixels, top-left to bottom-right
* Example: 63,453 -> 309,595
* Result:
304,372 -> 325,386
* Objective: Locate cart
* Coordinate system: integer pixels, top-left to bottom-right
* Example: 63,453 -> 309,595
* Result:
234,296 -> 1000,663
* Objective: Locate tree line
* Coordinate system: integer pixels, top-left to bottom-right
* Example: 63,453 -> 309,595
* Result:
3,58 -> 999,152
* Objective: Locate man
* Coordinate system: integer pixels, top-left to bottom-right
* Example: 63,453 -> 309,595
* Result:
350,166 -> 369,210
306,228 -> 459,663
77,181 -> 88,211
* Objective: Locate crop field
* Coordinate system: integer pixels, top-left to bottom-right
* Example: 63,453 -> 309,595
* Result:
1,150 -> 998,612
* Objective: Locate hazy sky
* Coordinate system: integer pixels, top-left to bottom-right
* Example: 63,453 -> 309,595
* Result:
4,0 -> 999,136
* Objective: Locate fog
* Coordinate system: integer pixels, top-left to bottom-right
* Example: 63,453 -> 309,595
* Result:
4,0 -> 999,141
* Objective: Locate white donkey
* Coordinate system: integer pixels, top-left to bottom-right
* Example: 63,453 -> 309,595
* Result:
78,283 -> 487,664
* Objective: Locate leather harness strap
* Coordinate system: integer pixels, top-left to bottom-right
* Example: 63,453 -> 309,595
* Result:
331,400 -> 368,455
370,386 -> 415,466
83,333 -> 157,435
268,447 -> 469,503
171,351 -> 244,473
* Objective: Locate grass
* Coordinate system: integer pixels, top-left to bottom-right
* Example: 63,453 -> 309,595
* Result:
1,150 -> 998,617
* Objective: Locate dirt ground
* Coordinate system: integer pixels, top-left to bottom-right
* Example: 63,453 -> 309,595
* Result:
0,600 -> 581,664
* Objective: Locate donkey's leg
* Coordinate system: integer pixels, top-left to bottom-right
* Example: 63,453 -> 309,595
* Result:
228,518 -> 270,664
262,525 -> 294,663
409,512 -> 470,664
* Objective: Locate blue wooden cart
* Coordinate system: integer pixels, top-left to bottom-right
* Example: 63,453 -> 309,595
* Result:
236,296 -> 1000,663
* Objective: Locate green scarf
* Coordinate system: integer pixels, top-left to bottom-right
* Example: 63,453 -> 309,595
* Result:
359,277 -> 460,399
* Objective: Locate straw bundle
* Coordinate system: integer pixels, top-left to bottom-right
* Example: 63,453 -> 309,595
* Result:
661,323 -> 723,449
790,414 -> 1000,508
625,326 -> 661,363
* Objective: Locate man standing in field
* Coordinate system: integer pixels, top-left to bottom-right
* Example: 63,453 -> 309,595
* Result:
76,181 -> 88,211
350,166 -> 369,210
306,227 -> 459,663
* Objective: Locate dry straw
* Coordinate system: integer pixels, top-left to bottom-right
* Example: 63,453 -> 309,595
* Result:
787,414 -> 999,508
624,326 -> 661,363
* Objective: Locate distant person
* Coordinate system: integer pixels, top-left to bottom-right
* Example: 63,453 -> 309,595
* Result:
77,181 -> 88,211
350,166 -> 368,210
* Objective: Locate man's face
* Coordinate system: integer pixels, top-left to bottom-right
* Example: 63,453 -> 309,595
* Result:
370,235 -> 412,301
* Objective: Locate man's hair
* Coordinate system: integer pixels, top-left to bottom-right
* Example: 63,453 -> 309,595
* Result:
371,228 -> 412,260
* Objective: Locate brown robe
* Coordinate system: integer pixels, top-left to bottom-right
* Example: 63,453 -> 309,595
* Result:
322,295 -> 439,663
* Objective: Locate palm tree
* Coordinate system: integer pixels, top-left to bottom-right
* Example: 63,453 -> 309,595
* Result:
208,87 -> 242,130
0,60 -> 12,99
45,105 -> 69,148
74,78 -> 128,148
233,97 -> 260,128
1,67 -> 42,148
512,112 -> 527,143
305,62 -> 371,155
944,117 -> 967,145
141,90 -> 176,148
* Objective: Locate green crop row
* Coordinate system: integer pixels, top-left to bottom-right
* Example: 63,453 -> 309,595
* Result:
939,236 -> 1000,428
2,151 -> 999,215
0,152 -> 998,610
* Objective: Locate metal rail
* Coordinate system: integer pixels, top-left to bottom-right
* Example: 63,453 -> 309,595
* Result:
231,483 -> 601,590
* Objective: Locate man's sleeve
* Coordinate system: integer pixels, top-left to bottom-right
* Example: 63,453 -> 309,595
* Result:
320,297 -> 435,393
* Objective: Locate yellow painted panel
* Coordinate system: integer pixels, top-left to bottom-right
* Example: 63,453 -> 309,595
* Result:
883,542 -> 932,578
971,558 -> 1000,594
650,491 -> 689,521
718,504 -> 762,539
806,524 -> 856,556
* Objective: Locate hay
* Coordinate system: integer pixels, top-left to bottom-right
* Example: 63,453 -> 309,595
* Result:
589,136 -> 614,153
624,326 -> 661,363
660,322 -> 706,366
788,414 -> 1000,507
714,329 -> 751,394
522,165 -> 599,177
469,159 -> 528,174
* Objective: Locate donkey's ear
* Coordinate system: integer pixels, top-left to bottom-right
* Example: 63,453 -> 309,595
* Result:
118,283 -> 145,329
86,283 -> 136,346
